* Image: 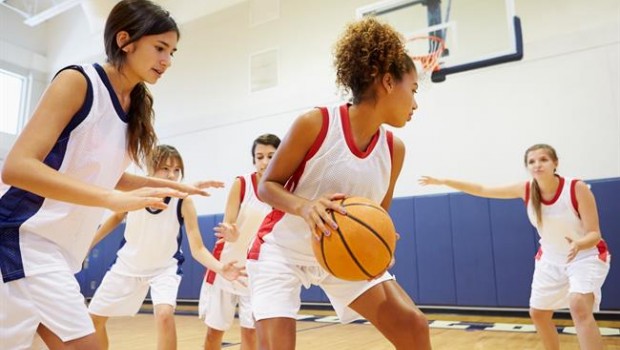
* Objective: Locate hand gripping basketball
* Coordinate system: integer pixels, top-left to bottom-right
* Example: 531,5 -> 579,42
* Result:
312,196 -> 397,281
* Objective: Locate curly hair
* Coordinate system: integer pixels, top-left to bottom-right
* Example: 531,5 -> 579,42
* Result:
333,16 -> 415,104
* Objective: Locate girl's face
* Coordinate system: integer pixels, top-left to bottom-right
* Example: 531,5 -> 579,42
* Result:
253,144 -> 277,177
526,149 -> 558,180
152,157 -> 182,182
384,69 -> 419,128
124,31 -> 178,84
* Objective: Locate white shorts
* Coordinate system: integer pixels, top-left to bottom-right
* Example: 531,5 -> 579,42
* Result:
198,281 -> 254,330
247,259 -> 393,324
0,271 -> 94,349
530,255 -> 610,311
88,267 -> 181,317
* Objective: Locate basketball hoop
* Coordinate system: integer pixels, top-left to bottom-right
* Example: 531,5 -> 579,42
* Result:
407,35 -> 446,77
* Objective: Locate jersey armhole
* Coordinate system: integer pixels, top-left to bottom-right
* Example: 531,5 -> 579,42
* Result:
176,198 -> 184,226
304,107 -> 329,160
570,179 -> 580,217
386,131 -> 394,166
54,65 -> 94,138
237,176 -> 246,204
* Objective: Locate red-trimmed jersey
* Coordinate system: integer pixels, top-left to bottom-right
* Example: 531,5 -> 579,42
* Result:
526,176 -> 609,264
248,104 -> 394,265
206,173 -> 271,293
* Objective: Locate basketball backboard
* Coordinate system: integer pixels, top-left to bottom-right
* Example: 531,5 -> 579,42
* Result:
357,0 -> 523,82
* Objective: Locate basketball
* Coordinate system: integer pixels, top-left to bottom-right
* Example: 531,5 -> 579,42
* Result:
311,196 -> 397,281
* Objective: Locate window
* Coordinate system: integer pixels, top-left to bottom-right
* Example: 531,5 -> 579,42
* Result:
0,68 -> 27,135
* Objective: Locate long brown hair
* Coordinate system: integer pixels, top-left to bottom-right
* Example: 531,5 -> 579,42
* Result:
103,0 -> 179,166
333,17 -> 415,104
524,144 -> 559,226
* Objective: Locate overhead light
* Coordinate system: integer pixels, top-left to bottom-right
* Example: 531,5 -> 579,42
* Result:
24,0 -> 83,26
0,0 -> 84,27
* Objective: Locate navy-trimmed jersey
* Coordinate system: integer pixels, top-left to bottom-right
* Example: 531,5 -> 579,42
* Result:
0,63 -> 131,282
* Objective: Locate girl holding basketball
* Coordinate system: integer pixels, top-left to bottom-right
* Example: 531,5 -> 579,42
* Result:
419,143 -> 610,350
199,133 -> 280,350
247,17 -> 431,350
88,144 -> 244,350
0,1 -> 213,349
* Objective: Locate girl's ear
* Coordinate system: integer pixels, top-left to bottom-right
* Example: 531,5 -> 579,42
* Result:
116,31 -> 133,52
381,73 -> 394,92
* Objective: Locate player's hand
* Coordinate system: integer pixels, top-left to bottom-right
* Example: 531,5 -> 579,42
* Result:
173,180 -> 224,197
565,237 -> 580,262
418,176 -> 444,186
193,180 -> 225,189
105,187 -> 187,212
214,222 -> 240,244
220,261 -> 247,283
300,193 -> 347,240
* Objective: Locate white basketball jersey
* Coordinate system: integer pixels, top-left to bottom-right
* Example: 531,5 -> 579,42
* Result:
0,63 -> 131,282
206,173 -> 271,293
526,176 -> 602,264
248,104 -> 394,265
111,197 -> 184,277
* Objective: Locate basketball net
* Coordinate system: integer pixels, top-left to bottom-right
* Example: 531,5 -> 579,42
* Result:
407,35 -> 445,85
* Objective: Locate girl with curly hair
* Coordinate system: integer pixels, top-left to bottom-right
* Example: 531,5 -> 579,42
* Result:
246,17 -> 430,350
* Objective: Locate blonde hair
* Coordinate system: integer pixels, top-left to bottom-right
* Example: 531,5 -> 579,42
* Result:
147,144 -> 184,178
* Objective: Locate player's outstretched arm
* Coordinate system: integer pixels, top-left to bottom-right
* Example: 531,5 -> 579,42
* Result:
181,197 -> 246,281
214,177 -> 243,244
115,172 -> 222,197
90,212 -> 127,250
419,176 -> 525,200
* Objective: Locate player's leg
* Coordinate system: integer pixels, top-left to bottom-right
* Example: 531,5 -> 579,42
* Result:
529,308 -> 559,350
567,256 -> 610,350
88,271 -> 149,349
153,304 -> 177,350
200,282 -> 237,350
247,259 -> 303,350
529,260 -> 566,350
349,280 -> 430,350
29,271 -> 101,350
569,293 -> 603,349
89,314 -> 110,350
0,278 -> 41,350
37,323 -> 101,350
205,327 -> 225,350
320,270 -> 429,350
238,294 -> 257,350
149,270 -> 182,350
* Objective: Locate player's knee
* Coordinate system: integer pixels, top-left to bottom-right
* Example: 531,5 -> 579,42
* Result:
90,314 -> 108,329
390,308 -> 428,335
569,294 -> 593,323
206,327 -> 224,342
409,310 -> 430,335
529,308 -> 549,323
154,306 -> 175,324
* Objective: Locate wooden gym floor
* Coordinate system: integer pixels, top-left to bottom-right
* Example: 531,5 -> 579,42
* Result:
103,305 -> 620,349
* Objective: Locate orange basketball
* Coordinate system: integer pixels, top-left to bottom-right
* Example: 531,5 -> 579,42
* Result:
312,196 -> 397,281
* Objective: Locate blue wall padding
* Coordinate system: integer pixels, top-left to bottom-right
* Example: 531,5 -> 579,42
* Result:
413,195 -> 458,305
449,194 -> 498,306
81,177 -> 619,311
389,197 -> 419,300
488,199 -> 538,307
